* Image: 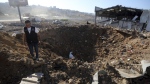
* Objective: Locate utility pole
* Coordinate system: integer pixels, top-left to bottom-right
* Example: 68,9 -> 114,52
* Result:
95,13 -> 97,26
8,0 -> 28,23
17,5 -> 22,23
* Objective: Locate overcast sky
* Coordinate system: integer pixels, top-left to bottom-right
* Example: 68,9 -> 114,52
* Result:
0,0 -> 150,13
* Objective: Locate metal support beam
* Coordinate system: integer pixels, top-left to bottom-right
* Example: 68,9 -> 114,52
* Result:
17,6 -> 22,23
95,12 -> 97,26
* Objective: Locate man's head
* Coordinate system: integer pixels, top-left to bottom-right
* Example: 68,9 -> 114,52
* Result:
25,20 -> 31,27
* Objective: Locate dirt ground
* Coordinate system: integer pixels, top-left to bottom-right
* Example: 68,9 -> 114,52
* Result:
0,25 -> 150,84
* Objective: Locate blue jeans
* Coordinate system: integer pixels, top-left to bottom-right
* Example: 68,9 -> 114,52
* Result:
28,43 -> 38,59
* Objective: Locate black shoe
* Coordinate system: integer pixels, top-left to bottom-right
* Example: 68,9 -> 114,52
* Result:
33,57 -> 36,60
30,55 -> 34,58
36,58 -> 39,61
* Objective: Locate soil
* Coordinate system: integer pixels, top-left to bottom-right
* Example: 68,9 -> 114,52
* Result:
0,25 -> 150,84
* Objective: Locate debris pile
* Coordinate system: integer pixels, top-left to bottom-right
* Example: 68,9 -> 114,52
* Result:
41,25 -> 150,83
0,32 -> 45,84
1,25 -> 150,84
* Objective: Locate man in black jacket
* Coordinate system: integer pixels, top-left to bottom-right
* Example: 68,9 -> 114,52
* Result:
23,20 -> 41,61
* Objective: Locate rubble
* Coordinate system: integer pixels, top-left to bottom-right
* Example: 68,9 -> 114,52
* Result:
20,73 -> 43,84
1,25 -> 150,84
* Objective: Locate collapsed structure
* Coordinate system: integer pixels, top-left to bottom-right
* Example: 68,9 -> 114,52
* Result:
95,5 -> 150,32
95,5 -> 142,20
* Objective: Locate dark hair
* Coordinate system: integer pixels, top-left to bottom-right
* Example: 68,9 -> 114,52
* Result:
25,20 -> 30,24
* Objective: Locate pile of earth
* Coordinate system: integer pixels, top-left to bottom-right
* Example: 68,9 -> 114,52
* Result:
0,32 -> 47,84
0,25 -> 150,84
40,25 -> 150,84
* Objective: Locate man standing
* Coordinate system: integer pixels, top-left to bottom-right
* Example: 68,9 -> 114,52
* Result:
23,20 -> 41,61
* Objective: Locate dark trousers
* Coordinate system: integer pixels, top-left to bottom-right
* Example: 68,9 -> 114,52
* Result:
28,43 -> 39,59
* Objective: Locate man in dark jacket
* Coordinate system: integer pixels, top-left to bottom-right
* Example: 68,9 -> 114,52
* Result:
23,20 -> 41,61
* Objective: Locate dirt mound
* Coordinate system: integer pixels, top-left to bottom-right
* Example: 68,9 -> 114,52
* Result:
47,57 -> 94,83
40,25 -> 150,83
39,26 -> 124,83
0,32 -> 45,84
0,51 -> 33,84
1,25 -> 150,84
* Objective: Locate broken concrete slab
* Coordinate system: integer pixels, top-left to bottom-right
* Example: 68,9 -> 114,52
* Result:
30,73 -> 44,79
20,81 -> 38,84
22,78 -> 39,83
20,73 -> 43,84
116,68 -> 142,78
92,71 -> 98,84
141,60 -> 150,74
